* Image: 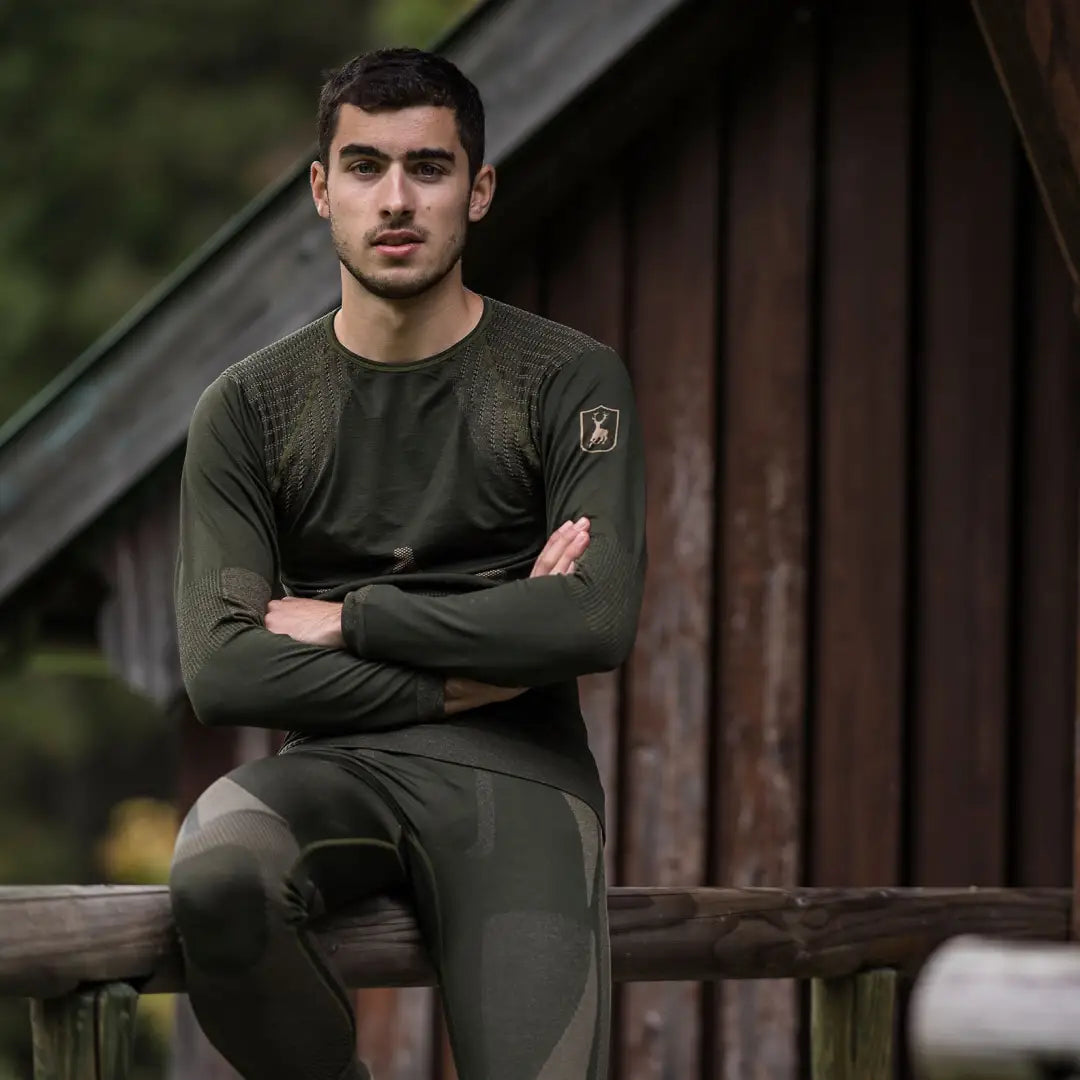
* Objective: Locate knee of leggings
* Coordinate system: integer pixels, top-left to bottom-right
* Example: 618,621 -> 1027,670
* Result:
170,844 -> 270,975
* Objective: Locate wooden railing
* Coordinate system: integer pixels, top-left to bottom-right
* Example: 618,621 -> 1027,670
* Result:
3,885 -> 1070,1080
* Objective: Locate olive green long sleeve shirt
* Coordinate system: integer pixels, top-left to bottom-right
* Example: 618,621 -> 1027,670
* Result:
175,298 -> 646,822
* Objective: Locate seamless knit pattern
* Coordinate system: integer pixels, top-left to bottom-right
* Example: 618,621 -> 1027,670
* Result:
175,297 -> 647,829
222,320 -> 353,527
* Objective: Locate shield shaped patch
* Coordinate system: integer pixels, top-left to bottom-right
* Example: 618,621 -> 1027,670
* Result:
580,405 -> 620,453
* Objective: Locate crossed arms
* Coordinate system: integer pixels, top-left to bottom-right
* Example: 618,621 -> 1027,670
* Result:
174,347 -> 645,734
264,517 -> 592,715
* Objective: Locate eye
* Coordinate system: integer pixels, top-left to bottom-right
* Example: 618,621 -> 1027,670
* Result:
416,162 -> 445,179
350,160 -> 378,175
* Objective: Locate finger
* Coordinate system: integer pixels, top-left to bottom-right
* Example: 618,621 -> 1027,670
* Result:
549,526 -> 590,575
550,528 -> 590,575
548,529 -> 583,578
530,520 -> 577,577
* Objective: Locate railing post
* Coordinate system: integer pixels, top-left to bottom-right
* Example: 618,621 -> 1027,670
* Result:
31,982 -> 138,1080
811,970 -> 897,1080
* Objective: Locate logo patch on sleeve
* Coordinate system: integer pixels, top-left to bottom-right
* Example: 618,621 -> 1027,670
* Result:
580,405 -> 620,452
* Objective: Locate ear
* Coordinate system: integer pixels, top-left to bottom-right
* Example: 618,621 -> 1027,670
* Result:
468,164 -> 496,223
310,159 -> 331,220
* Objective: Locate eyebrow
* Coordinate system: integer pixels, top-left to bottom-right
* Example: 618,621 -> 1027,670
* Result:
338,143 -> 456,165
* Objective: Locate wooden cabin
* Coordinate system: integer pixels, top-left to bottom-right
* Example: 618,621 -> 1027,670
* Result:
1,0 -> 1077,1076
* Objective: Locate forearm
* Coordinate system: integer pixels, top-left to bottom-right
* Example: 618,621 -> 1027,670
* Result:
342,536 -> 643,684
183,624 -> 444,733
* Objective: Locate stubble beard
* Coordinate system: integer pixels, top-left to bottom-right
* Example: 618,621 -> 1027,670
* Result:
331,211 -> 468,301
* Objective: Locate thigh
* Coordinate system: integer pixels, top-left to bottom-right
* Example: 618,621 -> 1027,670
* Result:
174,749 -> 407,913
409,770 -> 610,1080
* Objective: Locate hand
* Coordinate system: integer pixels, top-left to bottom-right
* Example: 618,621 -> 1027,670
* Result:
264,597 -> 345,648
529,516 -> 590,578
443,518 -> 591,717
443,677 -> 527,716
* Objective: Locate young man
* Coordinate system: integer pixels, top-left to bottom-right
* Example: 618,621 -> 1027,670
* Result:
171,47 -> 645,1080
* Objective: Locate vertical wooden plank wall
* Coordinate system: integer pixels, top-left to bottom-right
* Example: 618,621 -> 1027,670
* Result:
812,3 -> 911,890
911,0 -> 1015,886
1013,179 -> 1078,887
619,100 -> 719,1080
714,13 -> 814,1080
473,4 -> 1078,1078
544,174 -> 627,880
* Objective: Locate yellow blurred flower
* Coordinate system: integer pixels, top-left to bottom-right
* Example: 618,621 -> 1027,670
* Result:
98,797 -> 178,884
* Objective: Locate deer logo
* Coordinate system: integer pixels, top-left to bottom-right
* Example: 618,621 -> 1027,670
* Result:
579,405 -> 620,453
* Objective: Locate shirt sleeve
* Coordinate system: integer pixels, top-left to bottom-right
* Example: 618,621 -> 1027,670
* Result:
340,346 -> 646,685
175,374 -> 445,731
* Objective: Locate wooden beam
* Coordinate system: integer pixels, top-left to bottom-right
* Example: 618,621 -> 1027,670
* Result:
810,971 -> 896,1080
30,982 -> 138,1080
969,0 -> 1080,299
714,9 -> 815,1077
0,886 -> 1067,1000
910,936 -> 1080,1078
619,79 -> 719,1080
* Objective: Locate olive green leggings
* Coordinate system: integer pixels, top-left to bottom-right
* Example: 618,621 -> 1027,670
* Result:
169,746 -> 610,1080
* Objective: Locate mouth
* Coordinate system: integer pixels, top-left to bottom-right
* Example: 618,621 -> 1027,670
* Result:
372,231 -> 423,257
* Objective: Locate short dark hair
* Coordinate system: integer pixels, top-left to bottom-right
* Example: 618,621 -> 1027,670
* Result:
317,48 -> 485,181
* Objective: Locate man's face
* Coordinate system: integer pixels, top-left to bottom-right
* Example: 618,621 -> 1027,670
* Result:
310,104 -> 493,300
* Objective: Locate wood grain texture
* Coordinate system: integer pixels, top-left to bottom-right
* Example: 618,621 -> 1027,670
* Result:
32,992 -> 98,1080
620,91 -> 719,1080
542,173 -> 627,883
31,982 -> 137,1080
1014,183 -> 1079,889
715,11 -> 816,1079
0,886 -> 1069,999
810,971 -> 896,1080
812,1 -> 911,888
465,1 -> 792,287
96,478 -> 183,709
912,0 -> 1016,887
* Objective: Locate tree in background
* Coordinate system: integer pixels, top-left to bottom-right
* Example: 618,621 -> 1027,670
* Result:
0,0 -> 478,427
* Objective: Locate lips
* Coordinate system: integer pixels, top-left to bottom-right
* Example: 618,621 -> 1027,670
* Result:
373,231 -> 422,247
372,230 -> 423,259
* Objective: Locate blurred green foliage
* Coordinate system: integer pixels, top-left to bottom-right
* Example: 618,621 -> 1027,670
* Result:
0,0 -> 479,427
0,1 -> 478,1075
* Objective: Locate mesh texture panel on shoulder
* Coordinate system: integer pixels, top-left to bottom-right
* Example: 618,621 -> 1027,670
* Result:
453,301 -> 604,486
222,318 -> 351,526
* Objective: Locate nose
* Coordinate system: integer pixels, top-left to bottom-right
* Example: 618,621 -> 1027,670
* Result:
380,163 -> 413,219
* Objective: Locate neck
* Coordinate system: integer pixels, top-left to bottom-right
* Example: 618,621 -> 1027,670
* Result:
333,265 -> 483,364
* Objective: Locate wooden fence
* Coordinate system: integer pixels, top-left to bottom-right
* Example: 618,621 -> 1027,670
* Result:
4,884 -> 1069,1080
